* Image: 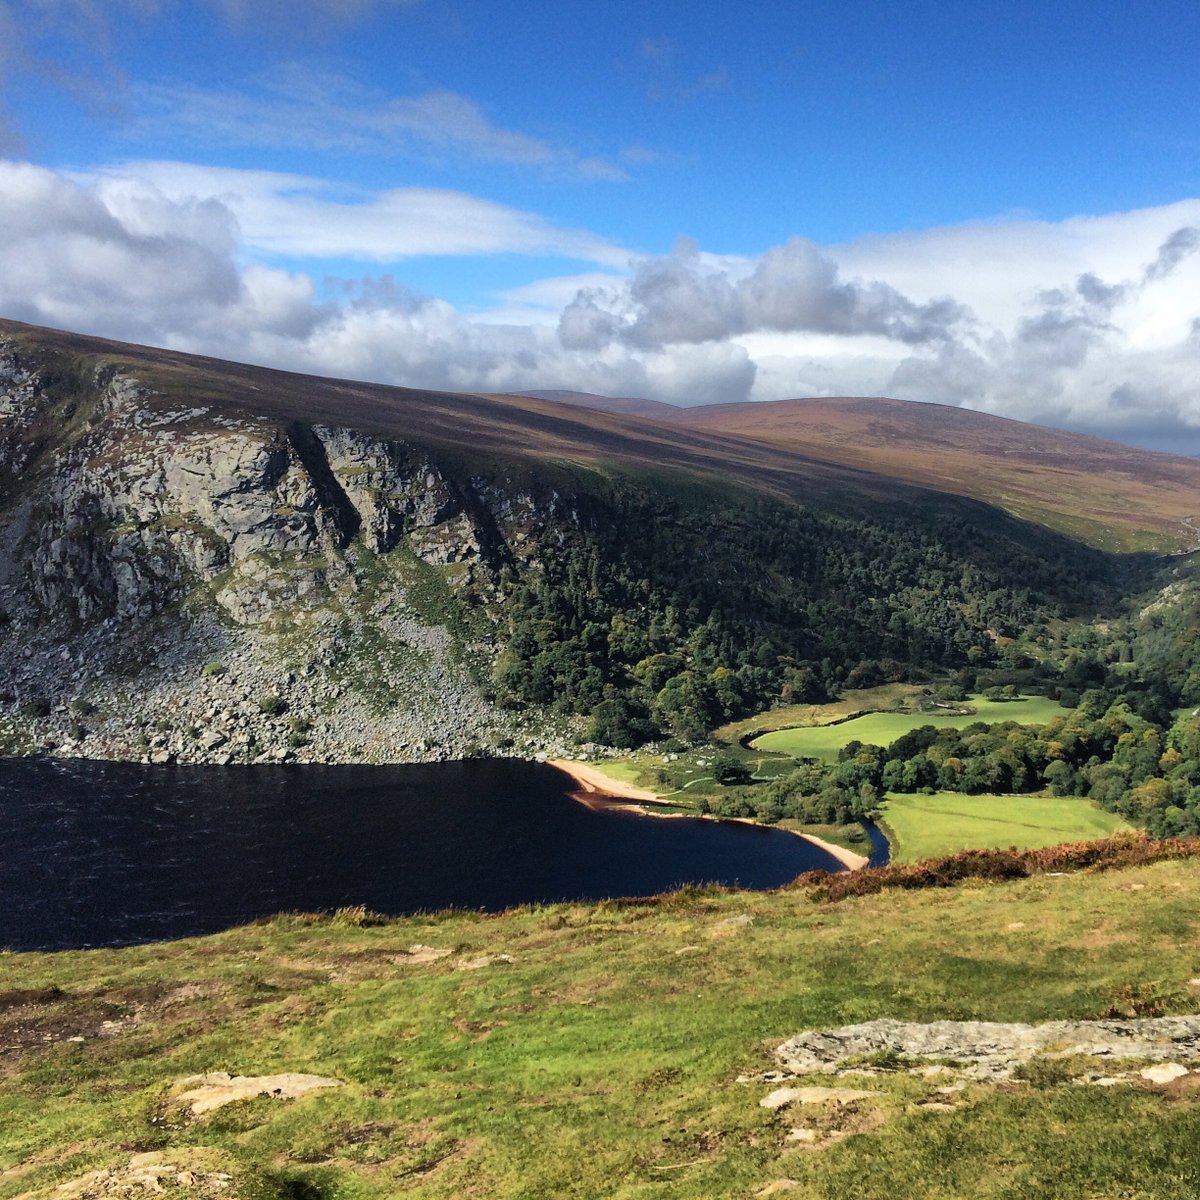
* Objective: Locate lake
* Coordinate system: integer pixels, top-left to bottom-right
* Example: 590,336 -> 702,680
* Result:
0,756 -> 846,951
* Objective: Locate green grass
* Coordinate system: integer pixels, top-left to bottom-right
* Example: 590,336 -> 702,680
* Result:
880,791 -> 1134,862
3,860 -> 1200,1198
751,693 -> 1067,761
714,684 -> 924,742
577,759 -> 646,788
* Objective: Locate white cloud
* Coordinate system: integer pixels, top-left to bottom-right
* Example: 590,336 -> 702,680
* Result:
2,158 -> 1200,449
87,161 -> 633,266
549,205 -> 1200,445
558,234 -> 968,351
845,209 -> 1200,439
832,203 -> 1200,336
132,69 -> 629,181
0,159 -> 667,400
0,160 -> 244,340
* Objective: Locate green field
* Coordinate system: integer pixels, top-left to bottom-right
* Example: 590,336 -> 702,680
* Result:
751,693 -> 1066,761
4,860 -> 1200,1199
713,683 -> 925,742
880,791 -> 1134,862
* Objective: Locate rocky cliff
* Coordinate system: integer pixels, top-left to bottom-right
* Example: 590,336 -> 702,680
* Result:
0,337 -> 578,764
0,321 -> 1155,767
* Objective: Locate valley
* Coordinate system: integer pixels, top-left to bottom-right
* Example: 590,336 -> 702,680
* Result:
3,317 -> 1200,851
6,5 -> 1199,1196
3,320 -> 1200,1196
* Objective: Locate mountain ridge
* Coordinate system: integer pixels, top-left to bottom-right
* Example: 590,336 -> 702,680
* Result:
508,387 -> 1200,553
6,319 -> 1196,553
0,318 -> 1173,767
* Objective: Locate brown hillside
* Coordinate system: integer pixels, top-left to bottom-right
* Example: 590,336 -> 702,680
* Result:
0,320 -> 923,510
501,389 -> 679,419
4,319 -> 1195,551
662,395 -> 1200,552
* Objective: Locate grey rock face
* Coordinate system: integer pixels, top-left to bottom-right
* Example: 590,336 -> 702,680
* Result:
0,352 -> 516,628
774,1016 -> 1200,1081
0,343 -> 579,765
316,425 -> 462,553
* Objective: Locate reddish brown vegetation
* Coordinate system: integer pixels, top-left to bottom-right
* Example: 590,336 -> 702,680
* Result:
793,833 -> 1200,902
544,390 -> 1200,550
8,318 -> 1197,550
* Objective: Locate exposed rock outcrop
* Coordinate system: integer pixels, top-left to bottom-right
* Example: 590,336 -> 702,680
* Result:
770,1015 -> 1200,1082
0,340 -> 581,765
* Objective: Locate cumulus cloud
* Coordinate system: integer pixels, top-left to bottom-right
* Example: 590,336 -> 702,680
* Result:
875,215 -> 1200,443
1144,226 -> 1200,283
2,158 -> 1200,449
0,160 -> 246,340
558,236 -> 968,351
0,159 -> 735,405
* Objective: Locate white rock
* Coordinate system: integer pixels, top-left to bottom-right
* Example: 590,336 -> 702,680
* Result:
760,1086 -> 874,1109
785,1128 -> 818,1142
1140,1063 -> 1190,1084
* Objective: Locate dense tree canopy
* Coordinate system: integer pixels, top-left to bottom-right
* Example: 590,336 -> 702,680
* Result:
491,475 -> 1125,746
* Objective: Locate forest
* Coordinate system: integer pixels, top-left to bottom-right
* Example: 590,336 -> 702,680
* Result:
483,468 -> 1200,837
490,473 -> 1136,730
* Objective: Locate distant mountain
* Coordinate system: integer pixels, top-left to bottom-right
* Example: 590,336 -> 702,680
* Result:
529,389 -> 1200,553
500,389 -> 680,420
0,318 -> 1177,765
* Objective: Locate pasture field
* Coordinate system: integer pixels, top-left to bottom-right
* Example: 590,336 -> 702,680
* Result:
751,693 -> 1066,761
4,858 -> 1200,1199
713,683 -> 925,742
879,790 -> 1134,862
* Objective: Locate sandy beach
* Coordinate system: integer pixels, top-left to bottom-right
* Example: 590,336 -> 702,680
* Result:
548,758 -> 662,801
548,758 -> 868,871
791,832 -> 868,871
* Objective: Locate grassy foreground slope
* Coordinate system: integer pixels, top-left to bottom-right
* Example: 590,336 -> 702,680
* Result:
4,859 -> 1200,1199
879,791 -> 1133,861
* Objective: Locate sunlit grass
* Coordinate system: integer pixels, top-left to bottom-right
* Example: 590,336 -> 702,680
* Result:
751,694 -> 1066,761
879,791 -> 1134,862
3,860 -> 1200,1198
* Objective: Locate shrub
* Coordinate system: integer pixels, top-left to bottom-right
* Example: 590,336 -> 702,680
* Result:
330,905 -> 390,928
712,751 -> 752,785
258,693 -> 288,717
201,661 -> 226,678
795,833 -> 1200,903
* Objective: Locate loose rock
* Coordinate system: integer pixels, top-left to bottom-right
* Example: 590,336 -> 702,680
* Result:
171,1070 -> 344,1116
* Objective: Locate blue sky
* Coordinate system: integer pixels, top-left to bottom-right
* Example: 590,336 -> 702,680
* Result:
1,0 -> 1198,448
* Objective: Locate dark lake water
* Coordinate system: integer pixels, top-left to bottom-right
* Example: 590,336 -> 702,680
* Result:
0,757 -> 846,951
863,819 -> 891,867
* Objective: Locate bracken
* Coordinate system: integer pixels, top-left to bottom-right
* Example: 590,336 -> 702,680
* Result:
792,832 -> 1200,902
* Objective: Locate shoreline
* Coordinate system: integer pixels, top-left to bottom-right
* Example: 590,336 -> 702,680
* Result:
547,758 -> 662,802
548,758 -> 868,871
